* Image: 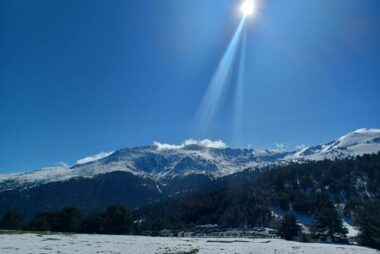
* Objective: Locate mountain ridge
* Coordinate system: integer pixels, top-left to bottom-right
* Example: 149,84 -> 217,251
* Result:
1,128 -> 379,192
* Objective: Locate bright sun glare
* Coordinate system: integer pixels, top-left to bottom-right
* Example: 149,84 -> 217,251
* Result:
240,0 -> 255,16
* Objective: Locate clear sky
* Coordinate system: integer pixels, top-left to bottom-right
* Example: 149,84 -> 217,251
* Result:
1,0 -> 380,173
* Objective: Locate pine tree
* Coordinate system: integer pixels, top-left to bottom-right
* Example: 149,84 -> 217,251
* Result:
81,212 -> 102,234
278,214 -> 300,240
101,205 -> 133,234
356,201 -> 380,250
61,208 -> 82,232
50,208 -> 82,232
312,206 -> 347,242
0,211 -> 23,230
29,212 -> 52,231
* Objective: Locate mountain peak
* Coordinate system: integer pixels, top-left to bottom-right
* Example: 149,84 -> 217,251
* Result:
1,129 -> 379,191
353,128 -> 380,134
288,128 -> 380,161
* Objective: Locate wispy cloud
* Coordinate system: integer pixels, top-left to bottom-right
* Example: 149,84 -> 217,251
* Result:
76,151 -> 114,164
275,143 -> 286,151
154,139 -> 227,151
55,161 -> 69,167
184,139 -> 227,148
153,142 -> 182,150
296,144 -> 307,150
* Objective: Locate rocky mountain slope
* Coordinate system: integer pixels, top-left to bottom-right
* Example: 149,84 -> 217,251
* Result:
0,129 -> 379,219
1,129 -> 379,191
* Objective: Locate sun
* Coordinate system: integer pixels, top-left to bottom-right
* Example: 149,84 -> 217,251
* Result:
240,0 -> 255,17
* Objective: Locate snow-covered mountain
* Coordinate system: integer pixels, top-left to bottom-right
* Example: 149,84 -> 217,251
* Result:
286,128 -> 380,161
0,145 -> 290,191
0,128 -> 379,191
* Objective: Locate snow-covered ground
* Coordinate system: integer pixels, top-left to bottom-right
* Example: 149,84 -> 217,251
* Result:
0,233 -> 378,254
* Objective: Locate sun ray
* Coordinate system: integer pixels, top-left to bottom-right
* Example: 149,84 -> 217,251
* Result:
232,24 -> 247,144
241,0 -> 256,17
193,17 -> 246,137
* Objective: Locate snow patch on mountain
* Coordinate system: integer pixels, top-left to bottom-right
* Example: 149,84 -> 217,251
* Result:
0,167 -> 74,191
0,129 -> 379,191
76,151 -> 114,164
286,128 -> 380,161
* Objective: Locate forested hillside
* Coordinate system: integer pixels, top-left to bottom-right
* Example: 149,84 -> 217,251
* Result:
136,153 -> 380,239
1,153 -> 379,248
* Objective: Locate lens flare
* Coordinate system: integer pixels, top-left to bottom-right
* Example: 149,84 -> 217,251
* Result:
241,0 -> 255,17
192,0 -> 261,140
232,25 -> 247,144
192,18 -> 246,137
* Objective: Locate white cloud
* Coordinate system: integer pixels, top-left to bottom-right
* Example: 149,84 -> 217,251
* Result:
296,144 -> 307,150
55,161 -> 69,167
76,151 -> 114,164
154,139 -> 227,151
183,139 -> 227,149
153,142 -> 183,150
275,143 -> 286,151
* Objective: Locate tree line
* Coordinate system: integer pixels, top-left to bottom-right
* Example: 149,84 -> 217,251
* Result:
135,153 -> 380,248
0,153 -> 379,250
1,201 -> 379,249
0,205 -> 137,235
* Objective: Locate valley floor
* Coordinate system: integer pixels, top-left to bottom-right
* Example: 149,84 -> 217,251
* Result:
0,233 -> 378,254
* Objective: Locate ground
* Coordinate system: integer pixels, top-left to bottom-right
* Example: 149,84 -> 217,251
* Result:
0,233 -> 378,254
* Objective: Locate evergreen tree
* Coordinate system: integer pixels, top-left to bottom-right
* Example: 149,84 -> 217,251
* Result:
278,214 -> 300,240
61,208 -> 82,232
312,206 -> 347,242
101,205 -> 134,234
0,211 -> 23,230
29,212 -> 52,231
356,201 -> 380,250
82,212 -> 102,234
51,208 -> 82,232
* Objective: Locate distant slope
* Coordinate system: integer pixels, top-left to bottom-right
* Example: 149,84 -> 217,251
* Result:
0,129 -> 379,220
287,128 -> 380,161
1,129 -> 379,191
0,172 -> 163,220
0,168 -> 269,221
136,152 -> 380,230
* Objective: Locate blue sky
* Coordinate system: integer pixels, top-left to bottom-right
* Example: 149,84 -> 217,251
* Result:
1,0 -> 380,173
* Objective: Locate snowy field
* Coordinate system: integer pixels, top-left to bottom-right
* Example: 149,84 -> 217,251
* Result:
0,233 -> 379,254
